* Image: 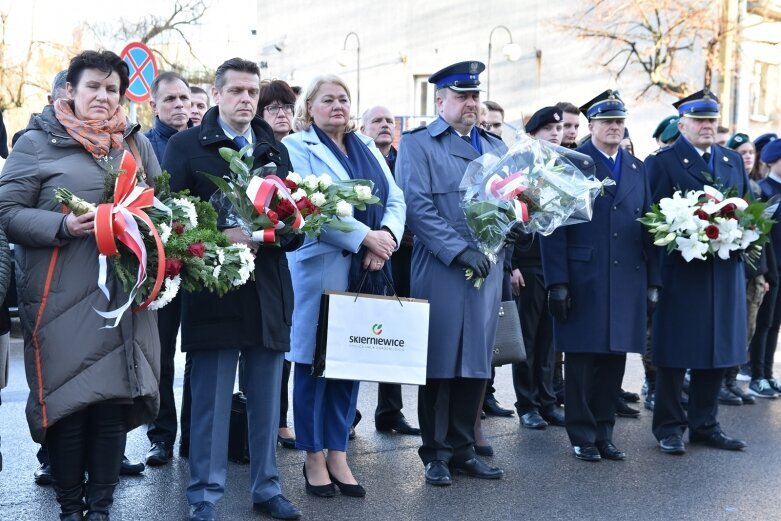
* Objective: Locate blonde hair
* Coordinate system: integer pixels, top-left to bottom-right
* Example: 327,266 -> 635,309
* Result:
292,74 -> 357,132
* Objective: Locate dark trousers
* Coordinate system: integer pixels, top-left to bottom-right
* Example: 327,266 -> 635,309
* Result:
47,403 -> 127,515
642,316 -> 656,386
375,383 -> 404,426
280,360 -> 291,428
180,352 -> 192,450
512,269 -> 556,415
749,282 -> 781,379
147,295 -> 181,446
293,363 -> 359,452
417,377 -> 485,465
564,353 -> 626,446
652,367 -> 725,440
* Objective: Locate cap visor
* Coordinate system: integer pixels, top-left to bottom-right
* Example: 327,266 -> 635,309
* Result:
448,85 -> 483,92
589,112 -> 627,120
681,112 -> 720,119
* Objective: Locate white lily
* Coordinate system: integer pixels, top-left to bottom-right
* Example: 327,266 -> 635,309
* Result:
675,235 -> 709,262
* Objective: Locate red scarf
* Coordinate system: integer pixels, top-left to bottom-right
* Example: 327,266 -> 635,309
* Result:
54,99 -> 127,160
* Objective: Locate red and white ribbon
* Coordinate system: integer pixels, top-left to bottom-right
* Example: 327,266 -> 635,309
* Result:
487,171 -> 531,223
246,175 -> 304,243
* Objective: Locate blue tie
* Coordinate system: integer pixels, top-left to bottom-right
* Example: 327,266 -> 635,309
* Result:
607,156 -> 615,168
234,135 -> 249,150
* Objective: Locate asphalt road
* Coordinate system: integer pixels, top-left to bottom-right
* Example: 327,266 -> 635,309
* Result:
1,326 -> 780,521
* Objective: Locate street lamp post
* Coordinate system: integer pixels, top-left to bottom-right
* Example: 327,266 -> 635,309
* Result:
487,25 -> 522,100
340,31 -> 361,116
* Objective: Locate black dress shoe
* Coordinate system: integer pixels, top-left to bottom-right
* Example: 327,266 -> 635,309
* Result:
189,501 -> 215,521
483,395 -> 514,417
34,463 -> 54,486
572,445 -> 601,462
615,399 -> 641,418
327,471 -> 366,497
450,458 -> 504,479
254,494 -> 302,519
520,411 -> 548,430
60,513 -> 84,521
658,435 -> 686,455
619,388 -> 640,403
424,460 -> 451,486
596,442 -> 626,461
376,417 -> 421,436
302,464 -> 336,497
726,383 -> 756,404
541,408 -> 565,427
718,386 -> 743,406
689,430 -> 747,451
145,442 -> 173,466
277,435 -> 297,449
119,456 -> 144,476
85,513 -> 109,521
475,444 -> 494,457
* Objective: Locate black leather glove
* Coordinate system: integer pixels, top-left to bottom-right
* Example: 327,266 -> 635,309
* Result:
647,286 -> 660,316
455,248 -> 491,279
504,222 -> 528,246
547,284 -> 571,322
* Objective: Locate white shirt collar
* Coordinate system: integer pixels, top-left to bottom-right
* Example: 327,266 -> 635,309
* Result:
218,117 -> 253,144
769,172 -> 781,185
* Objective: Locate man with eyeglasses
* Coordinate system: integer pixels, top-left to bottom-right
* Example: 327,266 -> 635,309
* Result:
481,100 -> 505,137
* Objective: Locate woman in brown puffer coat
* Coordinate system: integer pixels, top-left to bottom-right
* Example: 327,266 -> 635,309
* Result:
0,50 -> 161,521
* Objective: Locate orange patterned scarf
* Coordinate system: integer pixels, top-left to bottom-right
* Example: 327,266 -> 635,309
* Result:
53,99 -> 127,160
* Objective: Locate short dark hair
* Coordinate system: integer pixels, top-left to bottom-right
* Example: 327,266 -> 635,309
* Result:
214,58 -> 260,90
483,100 -> 504,118
555,101 -> 580,115
67,50 -> 130,97
258,80 -> 297,114
717,125 -> 730,134
51,70 -> 68,100
190,85 -> 208,98
151,71 -> 190,100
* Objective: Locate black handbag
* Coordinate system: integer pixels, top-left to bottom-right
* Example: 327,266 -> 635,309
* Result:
228,392 -> 250,464
491,300 -> 526,366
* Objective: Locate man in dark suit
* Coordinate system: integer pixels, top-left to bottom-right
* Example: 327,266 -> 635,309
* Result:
645,90 -> 749,455
541,90 -> 660,462
165,58 -> 301,521
359,105 -> 420,436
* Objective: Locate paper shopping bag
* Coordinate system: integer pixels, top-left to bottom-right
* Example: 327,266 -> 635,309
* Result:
313,291 -> 429,385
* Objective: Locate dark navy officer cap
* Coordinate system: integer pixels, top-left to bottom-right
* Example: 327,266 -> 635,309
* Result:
754,133 -> 778,155
673,89 -> 720,118
760,138 -> 781,165
579,90 -> 627,120
525,106 -> 563,134
428,61 -> 485,92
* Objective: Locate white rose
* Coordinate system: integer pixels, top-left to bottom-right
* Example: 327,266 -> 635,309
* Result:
309,191 -> 327,207
318,174 -> 333,190
354,185 -> 372,201
292,189 -> 306,202
335,200 -> 353,217
303,175 -> 319,190
286,172 -> 302,185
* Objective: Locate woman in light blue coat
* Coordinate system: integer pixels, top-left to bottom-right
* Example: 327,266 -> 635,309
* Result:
282,75 -> 405,498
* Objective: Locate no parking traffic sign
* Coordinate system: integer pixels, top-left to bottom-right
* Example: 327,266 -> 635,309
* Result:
120,42 -> 158,103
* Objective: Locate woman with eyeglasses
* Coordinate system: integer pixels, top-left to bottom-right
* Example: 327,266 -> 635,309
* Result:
254,79 -> 300,452
259,80 -> 297,142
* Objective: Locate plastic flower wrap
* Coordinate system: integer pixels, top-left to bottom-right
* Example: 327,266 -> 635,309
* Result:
204,145 -> 380,245
639,184 -> 778,267
459,134 -> 610,287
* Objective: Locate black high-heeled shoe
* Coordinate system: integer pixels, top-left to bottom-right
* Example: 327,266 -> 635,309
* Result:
302,464 -> 336,498
327,471 -> 366,498
277,435 -> 297,450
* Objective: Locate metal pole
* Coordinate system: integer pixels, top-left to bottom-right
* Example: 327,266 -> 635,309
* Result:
487,25 -> 513,101
343,32 -> 361,116
128,101 -> 137,124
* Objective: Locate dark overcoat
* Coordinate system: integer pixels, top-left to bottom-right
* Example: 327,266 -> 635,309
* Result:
645,137 -> 749,369
395,117 -> 507,379
541,141 -> 660,354
164,106 -> 298,353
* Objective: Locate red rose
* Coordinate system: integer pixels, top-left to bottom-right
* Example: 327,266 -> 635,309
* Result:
187,242 -> 206,257
705,225 -> 720,240
276,198 -> 296,220
267,209 -> 280,225
296,196 -> 319,216
694,209 -> 709,221
283,178 -> 298,190
164,258 -> 183,277
721,203 -> 737,214
173,222 -> 185,235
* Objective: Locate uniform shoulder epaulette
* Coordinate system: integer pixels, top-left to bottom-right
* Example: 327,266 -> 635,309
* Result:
649,145 -> 672,156
402,126 -> 427,136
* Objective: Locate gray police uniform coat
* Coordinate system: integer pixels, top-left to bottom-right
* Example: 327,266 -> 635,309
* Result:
645,137 -> 749,369
396,117 -> 507,379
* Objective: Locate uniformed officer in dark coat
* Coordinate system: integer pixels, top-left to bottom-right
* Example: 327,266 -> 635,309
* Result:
645,90 -> 750,455
541,90 -> 661,462
396,61 -> 507,486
